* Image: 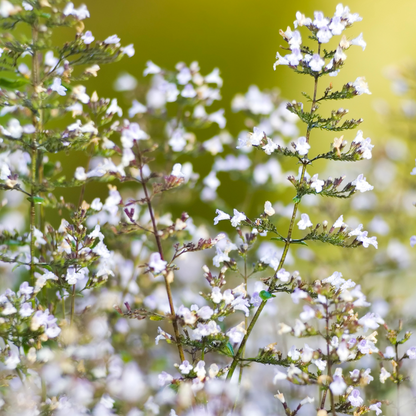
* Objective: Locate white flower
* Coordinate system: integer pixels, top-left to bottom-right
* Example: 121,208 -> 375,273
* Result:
262,137 -> 278,155
330,375 -> 347,395
231,209 -> 246,227
312,358 -> 327,371
353,77 -> 371,95
351,33 -> 366,51
50,78 -> 67,96
143,61 -> 161,76
171,163 -> 185,179
91,198 -> 103,211
369,403 -> 382,415
297,213 -> 313,230
334,46 -> 347,62
66,267 -> 87,285
104,35 -> 120,44
310,174 -> 325,193
329,16 -> 345,35
227,322 -> 246,343
4,351 -> 20,369
181,84 -> 197,98
2,302 -> 17,315
249,126 -> 264,145
149,252 -> 167,274
300,305 -> 315,321
211,287 -> 223,303
158,371 -> 173,386
309,54 -> 325,72
296,136 -> 310,155
352,174 -> 373,192
129,100 -> 147,118
195,361 -> 206,380
348,389 -> 363,407
179,360 -> 193,375
264,201 -> 275,216
63,2 -> 90,20
336,342 -> 349,362
205,68 -> 223,87
294,11 -> 311,27
317,26 -> 332,43
276,268 -> 291,282
75,167 -> 87,181
106,98 -> 123,116
213,209 -> 231,225
358,312 -> 384,331
288,345 -> 300,361
81,30 -> 94,44
379,367 -> 391,384
122,44 -> 135,57
301,344 -> 314,362
332,215 -> 344,228
406,346 -> 416,359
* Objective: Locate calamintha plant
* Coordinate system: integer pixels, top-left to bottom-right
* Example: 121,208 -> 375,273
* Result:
1,2 -> 416,416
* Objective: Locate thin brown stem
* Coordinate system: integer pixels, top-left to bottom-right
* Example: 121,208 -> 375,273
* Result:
226,44 -> 322,381
137,150 -> 185,362
29,24 -> 40,284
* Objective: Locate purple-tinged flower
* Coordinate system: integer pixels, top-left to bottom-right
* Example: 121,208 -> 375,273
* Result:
406,346 -> 416,359
81,30 -> 94,44
104,34 -> 120,44
348,389 -> 363,407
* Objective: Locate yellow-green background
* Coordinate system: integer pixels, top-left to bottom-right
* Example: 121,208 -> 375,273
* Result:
79,0 -> 414,142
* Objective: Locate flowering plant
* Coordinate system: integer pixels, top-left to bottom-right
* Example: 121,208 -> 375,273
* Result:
0,2 -> 415,416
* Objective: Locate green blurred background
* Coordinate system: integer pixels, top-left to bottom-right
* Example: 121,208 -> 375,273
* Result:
78,0 -> 415,141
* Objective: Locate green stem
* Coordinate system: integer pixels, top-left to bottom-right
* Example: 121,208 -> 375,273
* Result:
226,45 -> 321,381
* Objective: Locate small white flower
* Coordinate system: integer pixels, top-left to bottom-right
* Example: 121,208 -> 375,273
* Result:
309,54 -> 325,72
227,321 -> 246,343
213,209 -> 230,225
351,33 -> 366,51
231,209 -> 246,227
104,34 -> 121,44
296,136 -> 310,155
171,163 -> 185,179
297,213 -> 313,230
143,60 -> 161,76
264,201 -> 275,216
369,403 -> 382,415
333,215 -> 344,228
179,360 -> 193,375
317,26 -> 332,43
379,367 -> 391,384
348,389 -> 364,407
149,252 -> 167,274
330,375 -> 347,395
352,174 -> 373,192
81,30 -> 94,44
353,77 -> 371,95
406,346 -> 416,359
50,78 -> 67,96
276,268 -> 291,282
310,174 -> 325,193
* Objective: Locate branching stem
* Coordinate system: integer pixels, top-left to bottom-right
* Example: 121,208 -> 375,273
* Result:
226,44 -> 322,381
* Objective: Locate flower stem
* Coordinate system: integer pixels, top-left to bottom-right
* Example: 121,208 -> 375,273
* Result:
138,149 -> 185,362
226,45 -> 321,381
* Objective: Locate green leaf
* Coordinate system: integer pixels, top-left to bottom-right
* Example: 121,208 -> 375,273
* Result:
149,315 -> 164,321
226,342 -> 234,356
27,196 -> 45,204
0,77 -> 30,90
270,237 -> 285,243
259,290 -> 274,300
292,196 -> 301,204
